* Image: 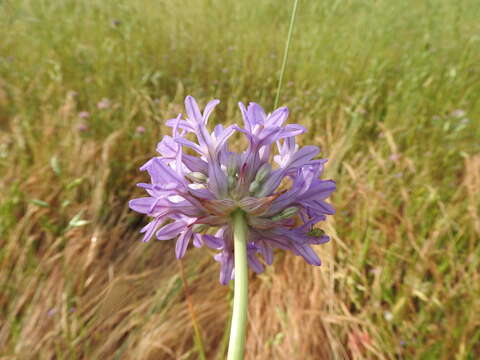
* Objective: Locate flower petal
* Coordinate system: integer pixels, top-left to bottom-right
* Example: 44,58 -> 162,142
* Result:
175,137 -> 204,155
129,197 -> 157,214
156,135 -> 179,159
214,125 -> 235,152
255,169 -> 286,197
156,221 -> 188,240
203,99 -> 220,124
280,124 -> 306,138
287,146 -> 320,168
257,126 -> 283,146
175,228 -> 192,258
141,157 -> 184,185
193,233 -> 203,248
203,234 -> 224,249
257,240 -> 274,265
238,102 -> 252,132
266,107 -> 288,127
165,118 -> 195,132
308,234 -> 330,245
247,248 -> 264,273
215,250 -> 234,285
182,154 -> 208,173
300,180 -> 336,200
208,163 -> 228,195
291,242 -> 321,265
304,200 -> 336,215
139,217 -> 163,242
248,103 -> 266,126
185,96 -> 203,123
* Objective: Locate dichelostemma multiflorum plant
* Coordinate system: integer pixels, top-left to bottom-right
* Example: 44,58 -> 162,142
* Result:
129,95 -> 335,359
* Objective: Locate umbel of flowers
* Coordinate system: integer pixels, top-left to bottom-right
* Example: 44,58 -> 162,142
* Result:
129,96 -> 336,284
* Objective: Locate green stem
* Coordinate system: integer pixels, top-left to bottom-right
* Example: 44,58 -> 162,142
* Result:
227,210 -> 248,360
274,0 -> 300,109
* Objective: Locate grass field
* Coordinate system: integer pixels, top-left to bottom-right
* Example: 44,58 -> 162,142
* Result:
1,0 -> 480,359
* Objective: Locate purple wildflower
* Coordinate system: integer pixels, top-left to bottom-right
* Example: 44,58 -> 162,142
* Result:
136,126 -> 146,134
97,98 -> 111,109
78,111 -> 90,119
76,122 -> 89,132
450,109 -> 466,118
389,153 -> 400,161
129,96 -> 336,284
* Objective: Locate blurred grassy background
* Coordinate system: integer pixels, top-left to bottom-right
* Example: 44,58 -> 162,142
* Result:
1,0 -> 479,359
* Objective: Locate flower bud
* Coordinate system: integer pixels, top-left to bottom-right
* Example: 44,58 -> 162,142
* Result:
307,228 -> 325,237
228,176 -> 236,190
226,154 -> 239,177
254,163 -> 271,183
271,206 -> 299,221
249,180 -> 260,194
186,172 -> 208,183
192,224 -> 208,233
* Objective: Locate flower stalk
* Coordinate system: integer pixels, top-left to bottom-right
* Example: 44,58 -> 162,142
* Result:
227,210 -> 248,360
274,0 -> 300,109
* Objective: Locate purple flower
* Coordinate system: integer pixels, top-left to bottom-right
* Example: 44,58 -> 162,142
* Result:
78,111 -> 90,119
129,96 -> 336,284
450,109 -> 466,118
97,98 -> 111,109
76,122 -> 89,132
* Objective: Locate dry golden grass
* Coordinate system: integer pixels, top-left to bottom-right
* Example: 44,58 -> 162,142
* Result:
1,89 -> 479,359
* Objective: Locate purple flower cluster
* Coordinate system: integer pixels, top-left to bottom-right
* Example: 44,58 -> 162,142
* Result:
129,96 -> 335,284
